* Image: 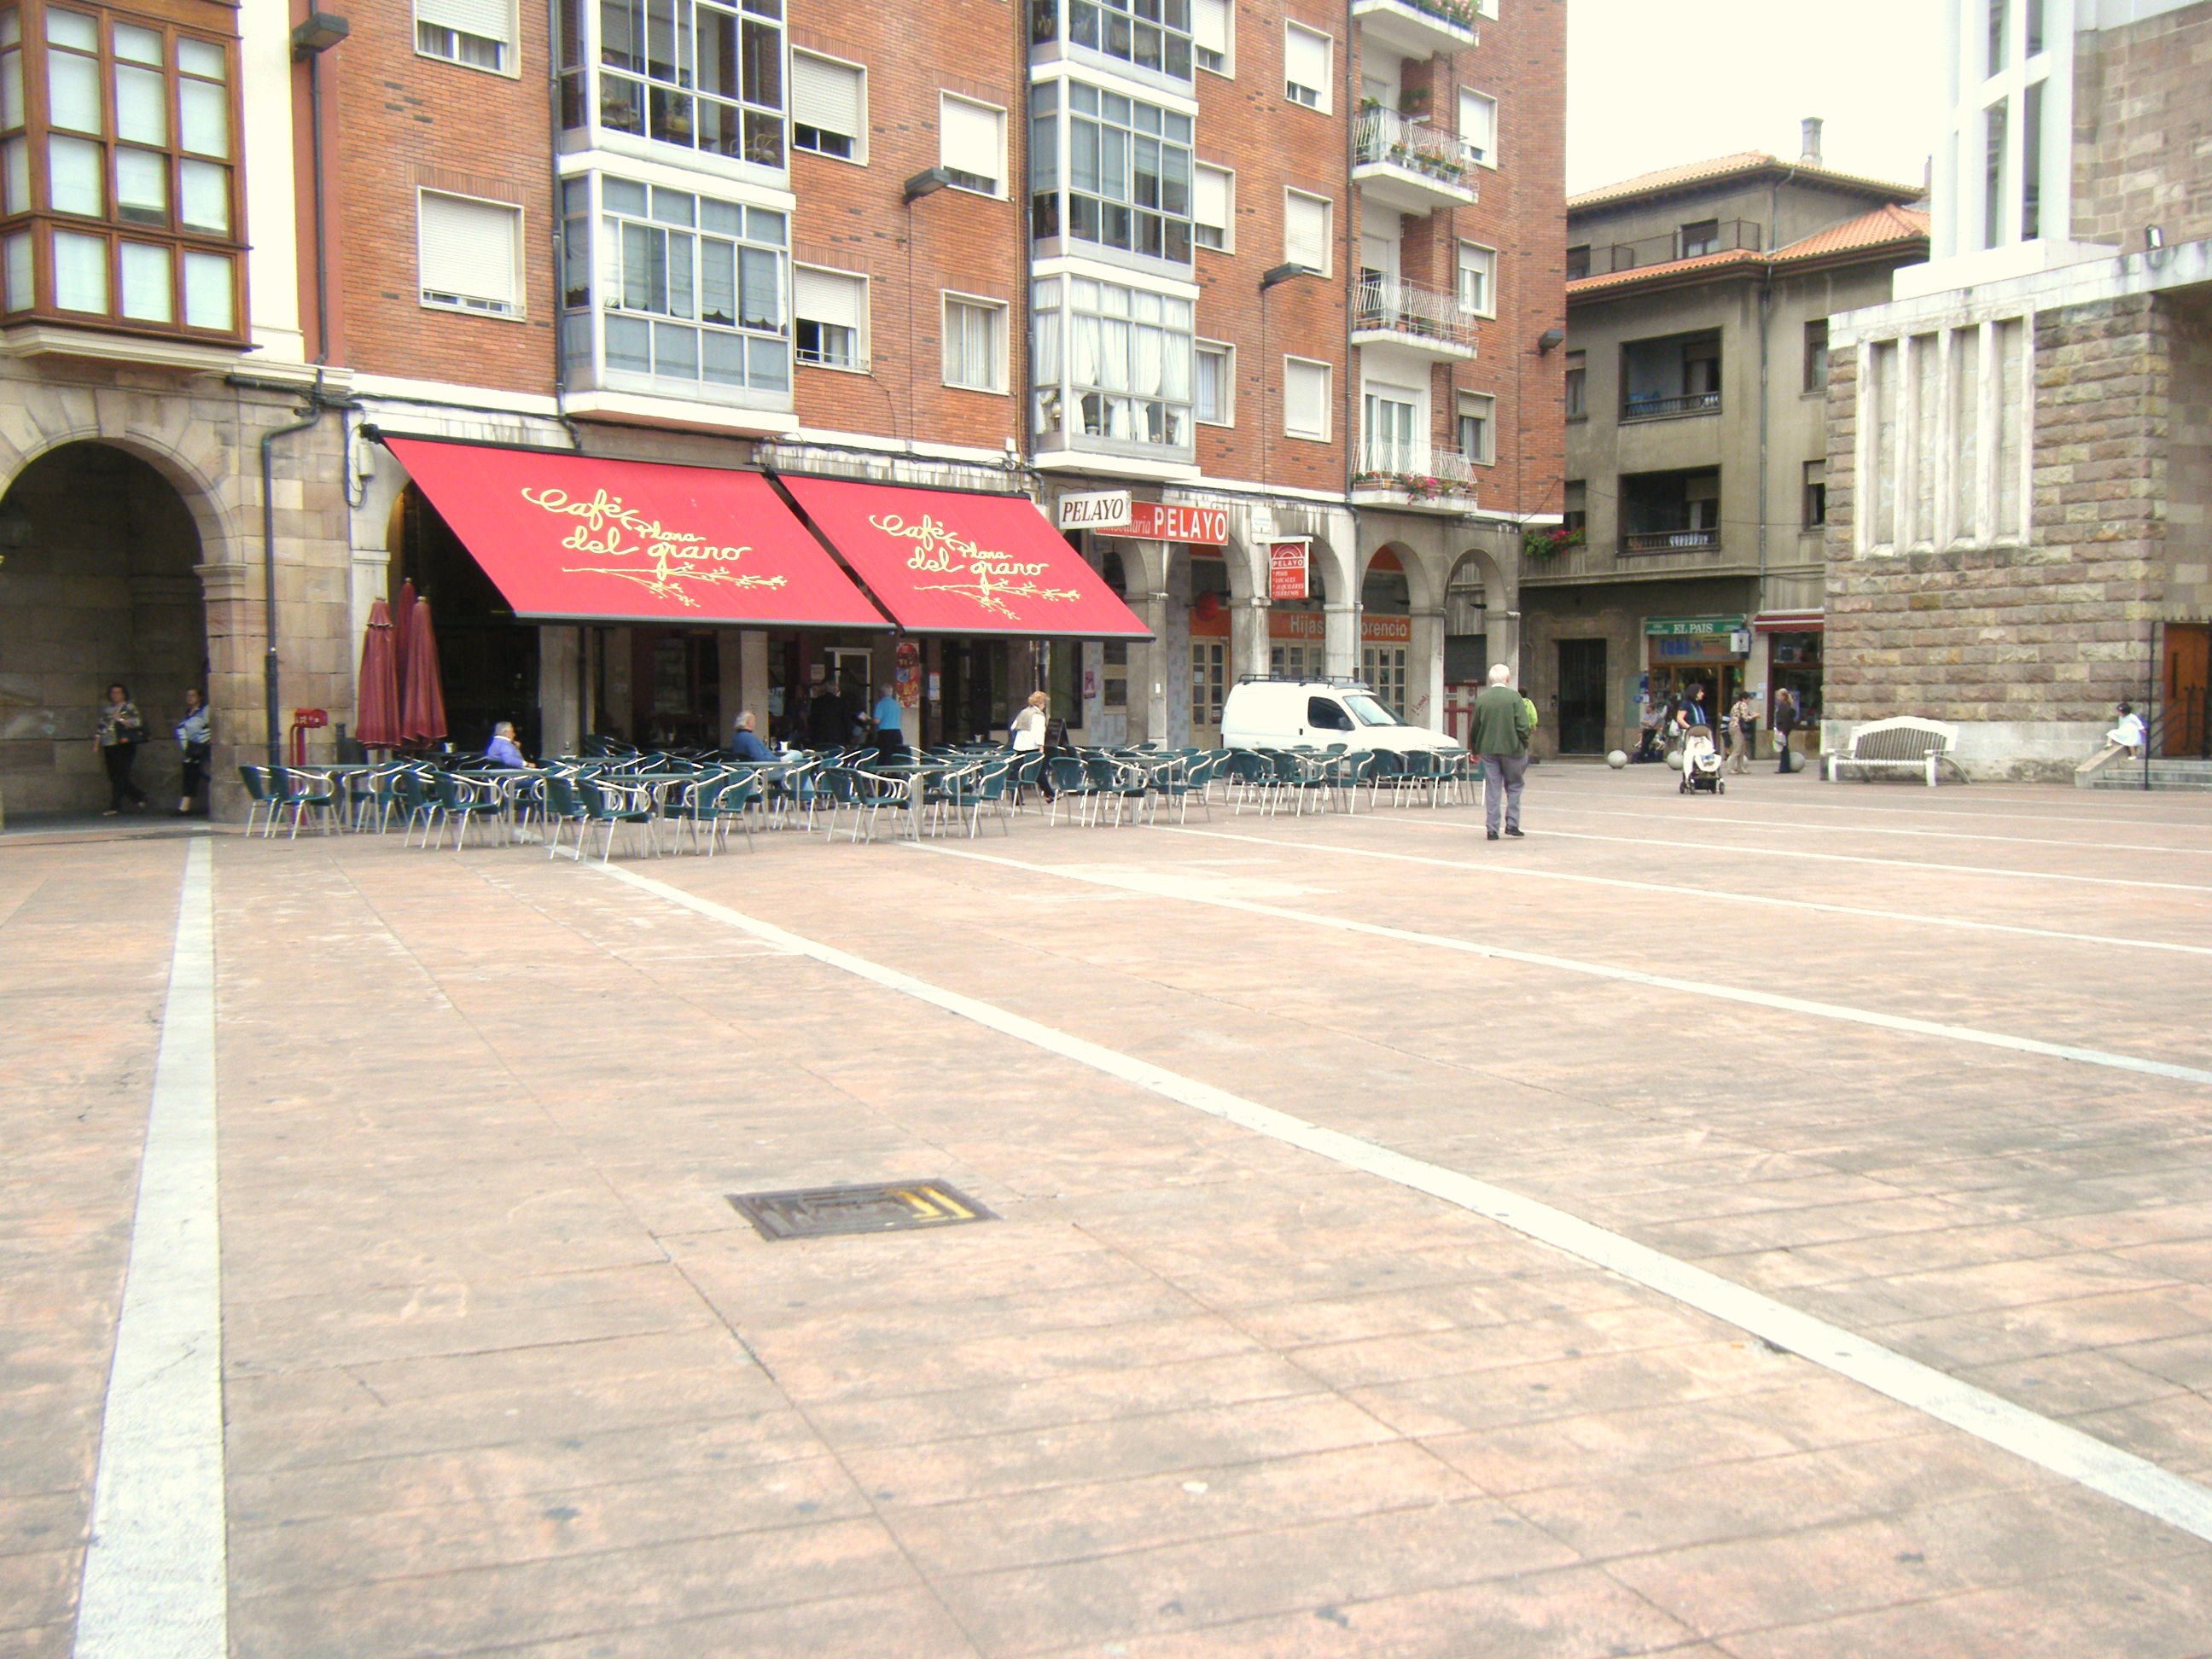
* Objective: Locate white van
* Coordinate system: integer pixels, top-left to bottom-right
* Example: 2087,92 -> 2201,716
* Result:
1220,679 -> 1463,754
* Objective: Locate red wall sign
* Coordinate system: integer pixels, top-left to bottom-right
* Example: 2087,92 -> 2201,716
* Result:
1268,539 -> 1310,601
1124,501 -> 1229,544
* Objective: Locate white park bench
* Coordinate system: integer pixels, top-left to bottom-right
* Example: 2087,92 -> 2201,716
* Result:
1824,715 -> 1964,786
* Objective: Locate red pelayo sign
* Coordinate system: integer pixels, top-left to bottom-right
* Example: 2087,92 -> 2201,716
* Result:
1122,501 -> 1229,544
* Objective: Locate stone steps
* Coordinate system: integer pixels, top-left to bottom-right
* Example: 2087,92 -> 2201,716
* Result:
2087,759 -> 2212,791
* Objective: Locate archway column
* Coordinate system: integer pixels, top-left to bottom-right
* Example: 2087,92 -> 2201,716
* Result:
1131,588 -> 1172,742
1229,595 -> 1270,682
1324,601 -> 1360,679
1408,606 -> 1447,732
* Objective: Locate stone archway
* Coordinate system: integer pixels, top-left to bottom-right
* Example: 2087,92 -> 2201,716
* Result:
0,441 -> 208,816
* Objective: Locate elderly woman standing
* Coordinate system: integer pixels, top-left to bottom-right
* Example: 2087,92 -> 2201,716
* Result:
96,683 -> 148,814
174,689 -> 212,816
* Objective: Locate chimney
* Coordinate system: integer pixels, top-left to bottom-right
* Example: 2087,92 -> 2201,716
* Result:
1801,117 -> 1824,166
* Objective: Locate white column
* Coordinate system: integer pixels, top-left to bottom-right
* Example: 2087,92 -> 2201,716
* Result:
1408,607 -> 1446,734
538,626 -> 580,755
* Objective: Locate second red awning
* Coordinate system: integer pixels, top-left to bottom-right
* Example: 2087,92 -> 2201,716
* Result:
779,476 -> 1153,639
384,437 -> 888,629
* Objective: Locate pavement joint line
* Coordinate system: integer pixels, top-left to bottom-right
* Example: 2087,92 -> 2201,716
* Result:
1514,800 -> 2212,858
1383,818 -> 2212,895
586,859 -> 2212,1551
73,835 -> 225,1659
907,842 -> 2212,1090
1155,824 -> 2212,958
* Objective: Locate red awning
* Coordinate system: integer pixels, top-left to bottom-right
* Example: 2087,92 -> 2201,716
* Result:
777,476 -> 1152,639
383,437 -> 888,629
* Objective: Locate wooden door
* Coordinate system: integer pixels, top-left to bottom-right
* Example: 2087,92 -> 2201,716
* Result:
2164,624 -> 2209,757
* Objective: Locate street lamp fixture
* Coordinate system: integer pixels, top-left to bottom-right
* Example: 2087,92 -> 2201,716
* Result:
290,12 -> 349,57
1260,262 -> 1314,291
903,167 -> 952,204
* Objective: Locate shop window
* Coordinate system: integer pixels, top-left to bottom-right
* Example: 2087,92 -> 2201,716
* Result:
790,51 -> 862,160
1031,271 -> 1194,456
585,0 -> 785,169
1027,78 -> 1192,265
559,172 -> 789,405
416,0 -> 514,73
0,5 -> 245,339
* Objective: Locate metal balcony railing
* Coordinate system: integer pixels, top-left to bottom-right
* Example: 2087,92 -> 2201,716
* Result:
1353,275 -> 1476,352
1571,219 -> 1764,280
1621,390 -> 1720,421
1353,108 -> 1475,189
1353,441 -> 1476,498
1621,527 -> 1720,554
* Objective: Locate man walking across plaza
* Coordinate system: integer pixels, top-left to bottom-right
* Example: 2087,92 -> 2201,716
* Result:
1472,663 -> 1534,841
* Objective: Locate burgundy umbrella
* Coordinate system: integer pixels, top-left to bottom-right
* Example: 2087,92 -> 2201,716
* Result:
393,579 -> 419,690
355,598 -> 402,748
399,594 -> 449,747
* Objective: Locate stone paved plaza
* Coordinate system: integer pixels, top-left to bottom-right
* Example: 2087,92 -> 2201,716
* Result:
6,766 -> 2212,1657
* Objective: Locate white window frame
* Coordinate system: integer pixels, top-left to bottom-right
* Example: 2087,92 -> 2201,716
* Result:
1456,390 -> 1496,465
790,49 -> 867,166
416,188 -> 524,319
1284,22 -> 1332,114
415,0 -> 516,77
1196,338 -> 1234,426
1455,241 -> 1496,317
939,93 -> 1008,199
1193,161 -> 1234,253
941,290 -> 1007,393
1476,0 -> 1498,15
1284,353 -> 1331,441
1284,188 -> 1332,276
1192,0 -> 1233,77
1458,88 -> 1499,168
793,263 -> 870,373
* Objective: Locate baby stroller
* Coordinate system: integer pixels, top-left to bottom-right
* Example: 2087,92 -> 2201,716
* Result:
1677,727 -> 1725,795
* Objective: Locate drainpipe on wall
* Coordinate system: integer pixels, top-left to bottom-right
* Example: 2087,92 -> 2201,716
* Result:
259,384 -> 329,771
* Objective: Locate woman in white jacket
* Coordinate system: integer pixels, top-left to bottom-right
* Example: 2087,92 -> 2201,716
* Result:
1010,690 -> 1049,752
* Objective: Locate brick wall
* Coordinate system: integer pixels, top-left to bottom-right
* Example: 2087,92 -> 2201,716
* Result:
325,7 -> 557,393
2070,2 -> 2212,253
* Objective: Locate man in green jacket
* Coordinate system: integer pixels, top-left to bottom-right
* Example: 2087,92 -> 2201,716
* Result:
1471,663 -> 1534,840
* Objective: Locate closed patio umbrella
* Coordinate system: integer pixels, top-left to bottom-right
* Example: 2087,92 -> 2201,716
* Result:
399,594 -> 448,747
355,598 -> 401,748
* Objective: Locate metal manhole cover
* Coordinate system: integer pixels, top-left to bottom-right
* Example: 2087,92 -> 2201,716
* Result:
728,1180 -> 995,1242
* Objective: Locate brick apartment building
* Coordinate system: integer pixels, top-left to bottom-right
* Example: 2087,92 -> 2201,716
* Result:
0,0 -> 1564,816
1539,139 -> 1928,759
1823,0 -> 2212,778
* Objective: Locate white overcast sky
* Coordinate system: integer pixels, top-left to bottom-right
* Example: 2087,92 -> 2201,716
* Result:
1565,0 -> 1947,195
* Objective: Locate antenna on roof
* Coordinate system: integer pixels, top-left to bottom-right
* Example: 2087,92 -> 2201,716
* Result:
1800,117 -> 1824,166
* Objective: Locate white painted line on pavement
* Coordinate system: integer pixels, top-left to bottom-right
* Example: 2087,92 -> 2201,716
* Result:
1155,824 -> 2212,958
1525,800 -> 2212,857
590,860 -> 2212,1549
74,837 -> 225,1659
911,842 -> 2212,1089
1387,818 -> 2212,895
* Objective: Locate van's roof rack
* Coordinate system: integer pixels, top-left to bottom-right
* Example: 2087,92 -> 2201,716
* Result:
1233,674 -> 1377,690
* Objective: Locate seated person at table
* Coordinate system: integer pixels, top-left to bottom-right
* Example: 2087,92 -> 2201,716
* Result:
730,711 -> 772,761
483,721 -> 528,767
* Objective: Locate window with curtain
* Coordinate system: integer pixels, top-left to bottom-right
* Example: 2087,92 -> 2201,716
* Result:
416,0 -> 515,73
940,95 -> 1004,195
1195,340 -> 1231,423
1456,391 -> 1494,464
790,51 -> 862,159
560,172 -> 789,399
1283,189 -> 1330,273
1192,162 -> 1231,250
1031,272 -> 1193,451
1455,242 -> 1494,315
1363,387 -> 1417,470
1284,356 -> 1330,439
1034,0 -> 1193,83
1284,22 -> 1329,110
1190,0 -> 1228,73
942,293 -> 1003,390
597,0 -> 785,169
0,5 -> 244,336
1029,79 -> 1193,265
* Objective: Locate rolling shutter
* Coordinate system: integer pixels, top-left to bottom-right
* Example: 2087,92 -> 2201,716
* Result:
940,96 -> 1003,188
1193,165 -> 1229,236
1284,24 -> 1329,93
417,191 -> 519,310
794,265 -> 865,331
1284,358 -> 1328,437
1284,191 -> 1329,271
1192,0 -> 1230,57
416,0 -> 513,45
792,53 -> 862,141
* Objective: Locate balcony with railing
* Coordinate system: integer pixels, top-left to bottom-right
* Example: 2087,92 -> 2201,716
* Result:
1622,527 -> 1720,553
1352,0 -> 1478,58
1352,276 -> 1476,361
1351,440 -> 1478,511
1621,390 -> 1720,421
1353,108 -> 1480,213
1567,219 -> 1763,282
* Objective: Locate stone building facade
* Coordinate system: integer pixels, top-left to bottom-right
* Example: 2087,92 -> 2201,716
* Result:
1824,0 -> 2212,776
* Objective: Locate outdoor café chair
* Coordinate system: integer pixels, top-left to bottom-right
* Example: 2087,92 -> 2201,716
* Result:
392,767 -> 445,847
430,771 -> 507,850
658,770 -> 731,853
1222,749 -> 1275,815
1045,754 -> 1097,826
278,767 -> 343,838
571,776 -> 659,862
701,773 -> 762,853
238,765 -> 279,836
1085,754 -> 1153,827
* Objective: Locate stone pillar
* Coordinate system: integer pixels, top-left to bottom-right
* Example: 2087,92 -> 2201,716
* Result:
1131,589 -> 1170,743
740,630 -> 771,733
717,628 -> 744,748
602,626 -> 632,739
1324,601 -> 1360,679
1229,596 -> 1270,682
1408,606 -> 1447,733
538,626 -> 580,756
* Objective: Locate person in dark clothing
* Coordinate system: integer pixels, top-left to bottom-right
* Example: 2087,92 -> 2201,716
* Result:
1773,687 -> 1801,773
96,683 -> 148,813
